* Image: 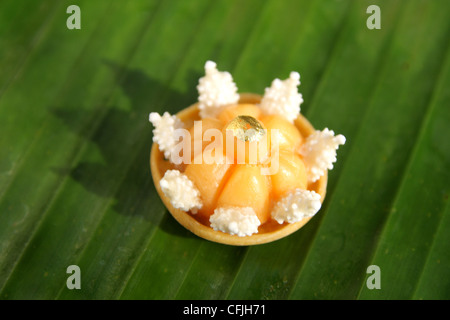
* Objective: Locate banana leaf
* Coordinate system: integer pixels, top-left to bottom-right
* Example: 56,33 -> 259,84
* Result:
0,0 -> 449,300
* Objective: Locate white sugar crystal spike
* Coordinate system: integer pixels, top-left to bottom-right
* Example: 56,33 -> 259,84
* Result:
271,189 -> 321,224
210,206 -> 261,237
197,60 -> 239,119
149,111 -> 184,161
260,71 -> 303,123
159,170 -> 202,213
299,128 -> 346,183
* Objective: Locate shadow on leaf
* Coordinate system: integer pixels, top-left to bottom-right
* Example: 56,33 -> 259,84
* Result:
51,60 -> 201,240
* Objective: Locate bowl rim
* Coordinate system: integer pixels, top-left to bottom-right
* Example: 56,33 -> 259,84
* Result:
150,93 -> 327,246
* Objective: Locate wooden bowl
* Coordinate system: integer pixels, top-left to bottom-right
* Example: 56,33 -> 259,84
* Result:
150,93 -> 327,246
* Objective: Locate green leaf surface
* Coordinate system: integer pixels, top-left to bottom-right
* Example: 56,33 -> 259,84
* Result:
0,0 -> 449,300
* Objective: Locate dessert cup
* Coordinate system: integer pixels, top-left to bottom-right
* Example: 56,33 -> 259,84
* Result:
150,93 -> 327,246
